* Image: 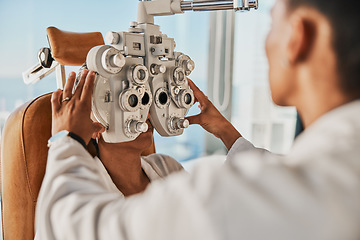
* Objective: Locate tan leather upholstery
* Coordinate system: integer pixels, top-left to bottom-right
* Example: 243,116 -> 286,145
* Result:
0,27 -> 156,240
47,26 -> 105,66
1,94 -> 52,239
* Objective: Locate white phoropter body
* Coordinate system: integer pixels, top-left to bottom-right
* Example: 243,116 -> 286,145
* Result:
86,0 -> 258,143
86,20 -> 195,143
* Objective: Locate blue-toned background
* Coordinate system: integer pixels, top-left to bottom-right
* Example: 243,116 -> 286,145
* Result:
0,0 -> 210,162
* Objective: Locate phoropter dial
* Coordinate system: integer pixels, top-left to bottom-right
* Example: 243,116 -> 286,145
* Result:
119,88 -> 141,112
128,64 -> 149,85
127,120 -> 148,134
87,45 -> 127,78
177,54 -> 195,76
175,89 -> 194,109
172,67 -> 186,85
168,117 -> 189,133
102,48 -> 126,74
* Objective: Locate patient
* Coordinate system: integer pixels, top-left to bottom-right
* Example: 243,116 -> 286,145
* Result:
93,120 -> 183,196
57,71 -> 184,197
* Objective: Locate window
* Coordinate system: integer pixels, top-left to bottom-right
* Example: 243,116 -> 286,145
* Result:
0,0 -> 208,162
231,0 -> 296,154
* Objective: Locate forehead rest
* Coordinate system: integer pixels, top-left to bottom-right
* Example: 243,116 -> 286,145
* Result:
46,26 -> 104,66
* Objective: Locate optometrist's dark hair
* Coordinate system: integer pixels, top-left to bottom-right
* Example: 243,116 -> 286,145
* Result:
287,0 -> 360,95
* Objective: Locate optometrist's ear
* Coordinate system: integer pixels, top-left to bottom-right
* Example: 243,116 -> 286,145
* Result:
287,9 -> 317,64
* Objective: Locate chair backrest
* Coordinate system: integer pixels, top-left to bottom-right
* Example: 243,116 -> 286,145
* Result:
0,27 -> 156,240
1,94 -> 52,239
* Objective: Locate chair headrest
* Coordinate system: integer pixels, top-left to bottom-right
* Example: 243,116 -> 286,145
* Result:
46,26 -> 104,66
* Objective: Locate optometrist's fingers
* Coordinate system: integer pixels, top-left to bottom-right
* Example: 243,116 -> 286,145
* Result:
51,89 -> 63,112
63,72 -> 76,100
187,78 -> 208,106
186,114 -> 201,125
73,69 -> 89,99
80,71 -> 96,104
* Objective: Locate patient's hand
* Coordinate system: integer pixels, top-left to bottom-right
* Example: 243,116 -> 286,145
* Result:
51,70 -> 104,144
186,79 -> 241,150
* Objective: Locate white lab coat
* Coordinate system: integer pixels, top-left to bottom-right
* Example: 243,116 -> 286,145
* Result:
36,100 -> 360,240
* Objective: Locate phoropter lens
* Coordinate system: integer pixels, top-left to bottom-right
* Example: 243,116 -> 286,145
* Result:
142,92 -> 150,105
137,69 -> 146,81
159,92 -> 168,105
184,93 -> 192,105
128,94 -> 139,108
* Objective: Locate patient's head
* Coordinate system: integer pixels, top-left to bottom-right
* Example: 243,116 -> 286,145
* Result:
266,0 -> 360,106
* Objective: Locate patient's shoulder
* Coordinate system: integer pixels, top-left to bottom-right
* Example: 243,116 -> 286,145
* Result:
142,153 -> 184,177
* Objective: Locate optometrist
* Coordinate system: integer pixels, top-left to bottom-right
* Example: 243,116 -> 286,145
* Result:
36,0 -> 360,239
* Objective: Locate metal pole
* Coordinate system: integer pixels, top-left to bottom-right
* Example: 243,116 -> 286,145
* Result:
182,4 -> 234,11
181,0 -> 258,12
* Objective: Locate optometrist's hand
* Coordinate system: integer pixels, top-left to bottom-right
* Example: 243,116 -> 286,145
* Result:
51,69 -> 105,144
186,79 -> 241,150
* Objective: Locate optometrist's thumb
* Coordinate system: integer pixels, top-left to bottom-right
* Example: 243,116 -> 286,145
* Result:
186,114 -> 201,125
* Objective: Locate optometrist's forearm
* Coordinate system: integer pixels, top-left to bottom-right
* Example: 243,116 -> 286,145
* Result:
218,121 -> 242,150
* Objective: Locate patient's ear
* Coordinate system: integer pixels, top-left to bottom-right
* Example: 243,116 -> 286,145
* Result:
91,122 -> 105,139
287,11 -> 316,64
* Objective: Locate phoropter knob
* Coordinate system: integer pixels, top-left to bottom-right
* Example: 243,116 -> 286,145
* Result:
128,120 -> 148,134
112,53 -> 126,68
150,64 -> 167,75
184,59 -> 195,72
170,117 -> 189,131
105,32 -> 121,45
38,48 -> 53,68
101,48 -> 124,74
177,54 -> 195,76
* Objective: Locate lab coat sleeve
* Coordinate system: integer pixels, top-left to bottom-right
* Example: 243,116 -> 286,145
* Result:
36,137 -> 217,240
227,137 -> 272,162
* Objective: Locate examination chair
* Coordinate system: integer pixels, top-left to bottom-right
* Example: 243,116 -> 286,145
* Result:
0,27 -> 156,240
